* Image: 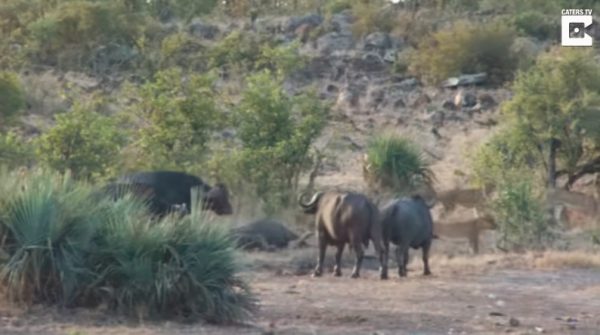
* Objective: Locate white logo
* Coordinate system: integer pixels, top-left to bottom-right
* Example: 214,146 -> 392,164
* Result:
561,9 -> 593,47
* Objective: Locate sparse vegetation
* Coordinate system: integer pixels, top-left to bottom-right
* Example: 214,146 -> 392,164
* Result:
0,71 -> 25,122
410,21 -> 517,84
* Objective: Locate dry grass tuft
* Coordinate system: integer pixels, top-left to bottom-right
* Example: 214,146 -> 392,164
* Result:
532,251 -> 600,269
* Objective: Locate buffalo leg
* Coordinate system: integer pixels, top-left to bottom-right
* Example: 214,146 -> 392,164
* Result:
313,226 -> 327,277
333,243 -> 345,277
380,239 -> 390,280
350,242 -> 364,278
396,245 -> 408,277
422,240 -> 432,276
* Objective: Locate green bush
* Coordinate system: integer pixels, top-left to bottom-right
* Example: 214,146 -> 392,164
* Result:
0,169 -> 102,304
490,178 -> 554,251
325,0 -> 353,14
219,70 -> 327,214
27,1 -> 143,70
0,131 -> 35,168
0,168 -> 255,322
35,103 -> 126,180
0,71 -> 25,122
159,32 -> 207,71
208,31 -> 262,72
351,1 -> 395,37
126,67 -> 222,170
410,21 -> 517,84
90,190 -> 254,321
512,11 -> 559,41
363,133 -> 434,194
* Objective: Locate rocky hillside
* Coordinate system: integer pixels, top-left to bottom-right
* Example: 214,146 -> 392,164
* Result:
245,10 -> 516,192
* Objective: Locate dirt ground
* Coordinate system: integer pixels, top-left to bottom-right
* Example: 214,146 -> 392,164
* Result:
0,239 -> 598,335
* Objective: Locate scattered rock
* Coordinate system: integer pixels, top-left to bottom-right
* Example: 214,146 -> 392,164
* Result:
367,88 -> 385,109
285,14 -> 323,33
489,312 -> 505,317
442,72 -> 488,88
430,111 -> 445,127
411,92 -> 431,108
363,32 -> 392,52
442,100 -> 457,111
326,84 -> 340,94
188,19 -> 220,39
393,98 -> 406,108
478,93 -> 497,109
534,326 -> 545,333
316,32 -> 354,55
335,87 -> 361,109
353,52 -> 386,72
509,317 -> 520,327
454,90 -> 477,108
329,11 -> 353,34
64,71 -> 100,91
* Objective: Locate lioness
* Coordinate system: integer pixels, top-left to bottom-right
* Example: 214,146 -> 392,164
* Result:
435,187 -> 494,217
433,215 -> 496,254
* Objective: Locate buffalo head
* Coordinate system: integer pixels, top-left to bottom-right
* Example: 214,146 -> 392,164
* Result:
203,183 -> 233,215
298,191 -> 324,214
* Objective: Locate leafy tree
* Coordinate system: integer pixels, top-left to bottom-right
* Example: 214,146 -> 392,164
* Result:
227,70 -> 328,214
127,67 -> 223,169
501,48 -> 600,189
36,103 -> 126,180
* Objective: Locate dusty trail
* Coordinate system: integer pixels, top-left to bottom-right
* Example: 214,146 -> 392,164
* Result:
0,251 -> 598,335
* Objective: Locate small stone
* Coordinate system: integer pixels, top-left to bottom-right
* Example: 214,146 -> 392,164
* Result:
496,300 -> 506,307
411,93 -> 431,108
535,326 -> 545,333
509,317 -> 520,327
490,311 -> 505,317
442,100 -> 456,111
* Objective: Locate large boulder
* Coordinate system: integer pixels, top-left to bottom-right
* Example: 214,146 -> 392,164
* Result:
442,73 -> 487,88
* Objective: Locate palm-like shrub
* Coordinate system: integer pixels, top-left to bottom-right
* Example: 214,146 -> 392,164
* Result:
91,190 -> 254,321
0,168 -> 255,322
363,134 -> 434,195
0,169 -> 100,305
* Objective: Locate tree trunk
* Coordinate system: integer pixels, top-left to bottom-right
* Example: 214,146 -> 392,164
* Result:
547,138 -> 560,227
547,138 -> 559,188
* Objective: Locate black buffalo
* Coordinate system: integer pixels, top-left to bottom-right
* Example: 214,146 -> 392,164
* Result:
380,195 -> 435,278
104,171 -> 233,216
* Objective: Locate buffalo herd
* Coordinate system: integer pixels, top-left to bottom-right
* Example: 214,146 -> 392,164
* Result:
101,170 -> 436,280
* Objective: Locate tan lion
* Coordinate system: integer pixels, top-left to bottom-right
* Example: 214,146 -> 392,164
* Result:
433,214 -> 496,254
434,186 -> 494,218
